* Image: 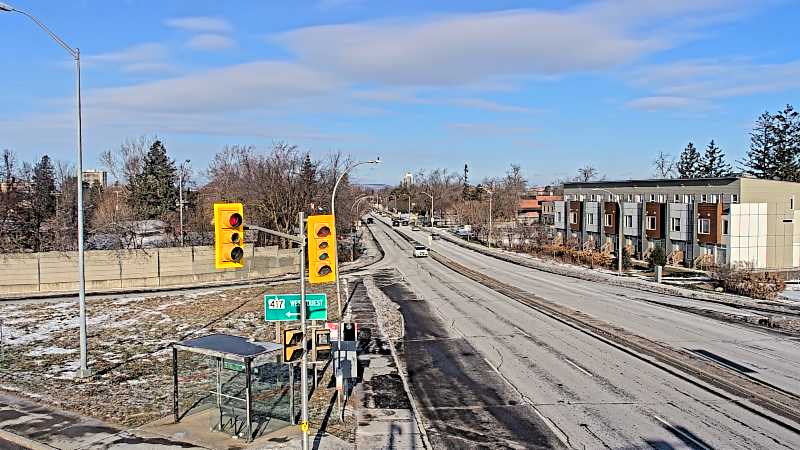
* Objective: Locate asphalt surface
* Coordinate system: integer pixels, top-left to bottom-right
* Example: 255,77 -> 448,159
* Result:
369,219 -> 800,449
401,225 -> 800,399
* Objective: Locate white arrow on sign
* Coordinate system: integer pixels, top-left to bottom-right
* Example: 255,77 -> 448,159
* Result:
286,312 -> 300,317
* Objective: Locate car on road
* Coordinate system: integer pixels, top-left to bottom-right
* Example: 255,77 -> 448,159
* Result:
413,244 -> 429,258
431,233 -> 441,240
392,220 -> 400,227
411,225 -> 421,231
402,220 -> 409,226
367,217 -> 374,224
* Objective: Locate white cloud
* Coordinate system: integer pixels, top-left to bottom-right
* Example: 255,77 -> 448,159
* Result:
186,34 -> 237,51
628,58 -> 800,110
165,16 -> 233,34
87,61 -> 341,114
278,1 -> 746,86
448,122 -> 536,135
84,43 -> 173,73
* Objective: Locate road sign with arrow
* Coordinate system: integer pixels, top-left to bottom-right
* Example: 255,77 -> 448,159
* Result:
264,293 -> 328,322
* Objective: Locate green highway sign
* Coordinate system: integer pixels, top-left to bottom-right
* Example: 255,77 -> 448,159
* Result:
264,293 -> 328,322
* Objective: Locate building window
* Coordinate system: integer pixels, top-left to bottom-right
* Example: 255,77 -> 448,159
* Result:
635,195 -> 642,203
698,218 -> 710,234
671,217 -> 681,232
624,215 -> 633,228
723,219 -> 729,235
649,194 -> 656,202
791,196 -> 796,210
604,214 -> 613,227
590,194 -> 596,201
684,194 -> 693,204
587,213 -> 595,225
710,194 -> 718,203
700,194 -> 708,203
570,211 -> 578,224
557,212 -> 562,223
731,194 -> 739,203
674,194 -> 681,202
627,194 -> 634,202
658,194 -> 666,203
646,216 -> 657,230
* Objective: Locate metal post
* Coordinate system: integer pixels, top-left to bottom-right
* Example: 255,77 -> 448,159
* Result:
172,347 -> 179,423
299,211 -> 310,450
179,170 -> 184,246
216,357 -> 222,430
289,364 -> 295,424
618,199 -> 623,276
245,358 -> 252,442
74,50 -> 90,379
489,191 -> 493,248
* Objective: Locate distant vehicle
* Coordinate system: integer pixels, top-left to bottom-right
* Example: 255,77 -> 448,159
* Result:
431,233 -> 441,240
413,244 -> 429,258
402,220 -> 410,226
367,217 -> 374,224
392,220 -> 400,227
411,225 -> 421,231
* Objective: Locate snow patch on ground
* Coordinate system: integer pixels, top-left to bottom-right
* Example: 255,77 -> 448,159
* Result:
27,347 -> 77,357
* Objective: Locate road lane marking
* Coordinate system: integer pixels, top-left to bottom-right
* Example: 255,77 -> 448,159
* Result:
652,415 -> 712,450
564,358 -> 593,377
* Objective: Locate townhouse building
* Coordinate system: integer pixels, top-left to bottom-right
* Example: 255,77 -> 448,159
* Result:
542,176 -> 800,270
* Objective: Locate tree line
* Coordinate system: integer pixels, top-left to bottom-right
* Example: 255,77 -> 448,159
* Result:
653,104 -> 800,180
0,137 -> 362,253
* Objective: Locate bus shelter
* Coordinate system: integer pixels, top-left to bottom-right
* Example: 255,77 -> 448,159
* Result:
171,334 -> 290,442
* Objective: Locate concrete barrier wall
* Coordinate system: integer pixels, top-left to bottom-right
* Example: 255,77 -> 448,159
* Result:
0,244 -> 299,295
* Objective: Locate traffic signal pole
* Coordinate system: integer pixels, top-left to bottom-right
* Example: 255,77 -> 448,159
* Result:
243,218 -> 310,450
298,211 -> 310,450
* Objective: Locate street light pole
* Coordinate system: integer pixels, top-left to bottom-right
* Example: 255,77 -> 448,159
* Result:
1,2 -> 90,378
178,160 -> 190,247
330,158 -> 380,416
593,188 -> 623,276
421,192 -> 433,225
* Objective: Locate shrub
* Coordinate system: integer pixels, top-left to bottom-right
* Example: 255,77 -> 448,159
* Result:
612,248 -> 633,271
648,245 -> 667,269
712,265 -> 785,300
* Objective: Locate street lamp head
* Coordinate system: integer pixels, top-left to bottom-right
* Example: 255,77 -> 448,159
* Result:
0,2 -> 15,11
368,157 -> 381,164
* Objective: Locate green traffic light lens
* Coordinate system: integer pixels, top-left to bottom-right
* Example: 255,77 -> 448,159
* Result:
319,252 -> 328,260
230,246 -> 244,262
317,265 -> 332,276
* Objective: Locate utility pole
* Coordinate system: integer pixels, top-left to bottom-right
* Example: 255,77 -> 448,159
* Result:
178,160 -> 190,246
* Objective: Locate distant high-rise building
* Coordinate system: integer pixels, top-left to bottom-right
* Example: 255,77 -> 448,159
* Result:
401,172 -> 413,188
83,170 -> 107,187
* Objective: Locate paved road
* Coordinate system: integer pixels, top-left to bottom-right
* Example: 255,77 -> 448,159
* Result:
399,224 -> 800,399
369,219 -> 800,449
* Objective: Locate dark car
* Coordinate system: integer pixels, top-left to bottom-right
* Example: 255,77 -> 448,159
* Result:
367,217 -> 374,224
392,220 -> 400,227
402,220 -> 409,226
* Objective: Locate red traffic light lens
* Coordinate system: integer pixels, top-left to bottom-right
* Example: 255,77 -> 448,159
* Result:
316,225 -> 330,238
229,213 -> 243,227
230,246 -> 244,262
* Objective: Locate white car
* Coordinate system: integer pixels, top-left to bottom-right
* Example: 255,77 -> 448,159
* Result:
413,244 -> 429,258
411,225 -> 421,231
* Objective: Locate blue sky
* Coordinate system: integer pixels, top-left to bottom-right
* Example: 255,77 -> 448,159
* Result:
1,0 -> 799,185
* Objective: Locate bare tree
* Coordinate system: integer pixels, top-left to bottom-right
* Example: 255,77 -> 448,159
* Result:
652,151 -> 676,178
99,135 -> 154,185
576,165 -> 602,182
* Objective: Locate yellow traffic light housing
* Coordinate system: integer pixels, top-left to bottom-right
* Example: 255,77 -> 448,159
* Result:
313,328 -> 331,362
214,203 -> 245,269
307,214 -> 336,284
283,328 -> 304,363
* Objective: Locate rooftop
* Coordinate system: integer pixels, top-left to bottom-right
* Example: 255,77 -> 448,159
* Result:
561,174 -> 800,190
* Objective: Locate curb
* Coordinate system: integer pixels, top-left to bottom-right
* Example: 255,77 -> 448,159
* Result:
0,428 -> 57,450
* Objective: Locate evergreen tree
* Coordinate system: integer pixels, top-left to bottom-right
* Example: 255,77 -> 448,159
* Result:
24,155 -> 57,251
699,140 -> 731,177
462,163 -> 470,199
743,111 -> 777,179
772,105 -> 800,182
676,142 -> 701,178
128,140 -> 178,219
299,153 -> 317,211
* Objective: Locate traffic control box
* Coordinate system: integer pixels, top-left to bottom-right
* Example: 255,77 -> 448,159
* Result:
313,329 -> 331,362
214,203 -> 245,269
283,328 -> 304,363
307,214 -> 336,284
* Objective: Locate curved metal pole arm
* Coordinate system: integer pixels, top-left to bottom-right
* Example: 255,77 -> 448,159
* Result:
10,8 -> 78,58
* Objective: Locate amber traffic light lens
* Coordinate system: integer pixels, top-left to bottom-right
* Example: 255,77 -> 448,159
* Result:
230,246 -> 244,262
319,241 -> 329,249
231,232 -> 241,243
229,213 -> 243,227
316,226 -> 330,238
317,265 -> 332,276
